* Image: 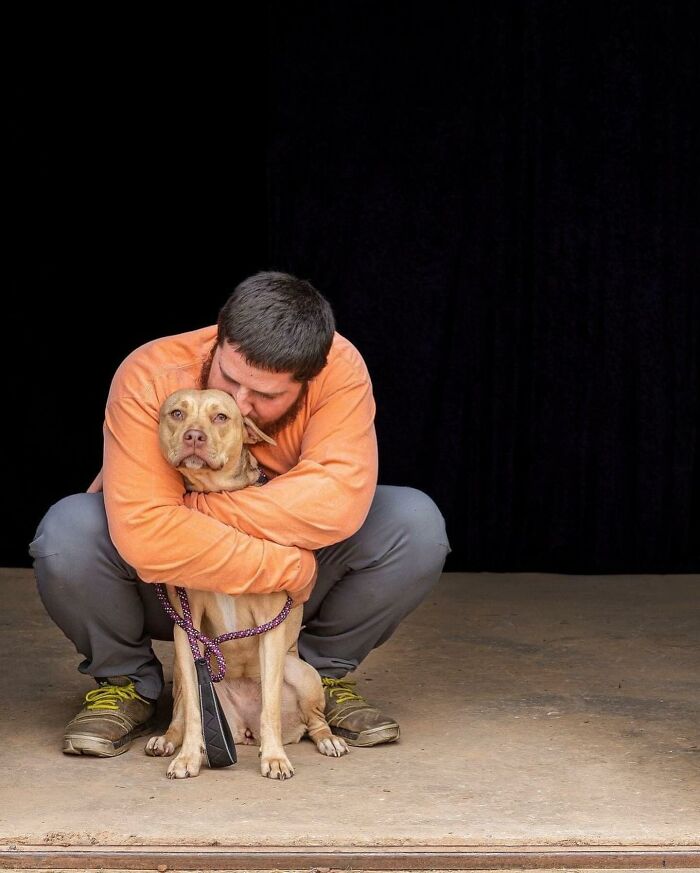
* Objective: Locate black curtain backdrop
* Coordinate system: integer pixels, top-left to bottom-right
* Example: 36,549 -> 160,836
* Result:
266,0 -> 700,573
8,1 -> 700,574
8,31 -> 269,567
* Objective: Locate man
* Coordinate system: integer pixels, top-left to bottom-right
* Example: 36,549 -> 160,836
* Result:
30,271 -> 450,756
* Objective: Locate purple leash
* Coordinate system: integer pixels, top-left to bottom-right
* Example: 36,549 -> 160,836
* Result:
154,583 -> 292,769
155,584 -> 293,682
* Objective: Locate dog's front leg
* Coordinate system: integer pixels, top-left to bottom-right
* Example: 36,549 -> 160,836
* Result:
259,622 -> 294,779
166,624 -> 205,779
145,658 -> 185,757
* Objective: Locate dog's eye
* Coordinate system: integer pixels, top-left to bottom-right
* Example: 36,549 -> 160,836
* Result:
170,410 -> 183,420
213,413 -> 229,423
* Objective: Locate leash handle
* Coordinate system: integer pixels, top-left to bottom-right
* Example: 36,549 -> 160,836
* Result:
196,658 -> 237,768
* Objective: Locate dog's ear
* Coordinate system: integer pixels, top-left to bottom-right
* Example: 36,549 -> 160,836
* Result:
243,417 -> 277,446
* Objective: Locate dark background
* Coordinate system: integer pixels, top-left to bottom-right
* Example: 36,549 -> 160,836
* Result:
8,1 -> 700,573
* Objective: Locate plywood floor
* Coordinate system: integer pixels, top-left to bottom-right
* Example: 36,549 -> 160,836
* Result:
1,569 -> 699,853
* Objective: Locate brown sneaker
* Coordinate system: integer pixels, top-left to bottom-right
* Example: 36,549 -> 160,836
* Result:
63,676 -> 156,757
322,677 -> 400,747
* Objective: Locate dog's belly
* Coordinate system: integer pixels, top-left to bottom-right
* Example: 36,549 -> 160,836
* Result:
215,664 -> 307,746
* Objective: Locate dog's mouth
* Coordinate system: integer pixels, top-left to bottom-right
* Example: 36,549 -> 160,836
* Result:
181,455 -> 209,470
173,450 -> 226,471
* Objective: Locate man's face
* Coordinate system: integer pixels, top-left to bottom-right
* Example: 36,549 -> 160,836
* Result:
204,342 -> 306,436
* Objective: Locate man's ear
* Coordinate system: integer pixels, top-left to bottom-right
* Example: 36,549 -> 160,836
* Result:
243,417 -> 277,446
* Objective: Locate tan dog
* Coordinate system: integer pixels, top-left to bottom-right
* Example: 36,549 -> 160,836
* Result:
146,388 -> 348,778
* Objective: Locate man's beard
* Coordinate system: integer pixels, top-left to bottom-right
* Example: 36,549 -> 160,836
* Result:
255,381 -> 308,436
199,342 -> 308,437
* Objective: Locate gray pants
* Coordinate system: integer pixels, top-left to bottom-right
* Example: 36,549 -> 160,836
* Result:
30,486 -> 449,701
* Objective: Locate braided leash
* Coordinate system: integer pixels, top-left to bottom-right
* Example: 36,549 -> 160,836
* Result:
155,584 -> 293,681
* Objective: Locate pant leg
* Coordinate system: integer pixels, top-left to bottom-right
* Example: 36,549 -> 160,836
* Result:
29,492 -> 173,700
299,485 -> 450,678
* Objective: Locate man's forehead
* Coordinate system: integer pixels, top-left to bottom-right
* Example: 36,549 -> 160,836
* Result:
215,344 -> 296,391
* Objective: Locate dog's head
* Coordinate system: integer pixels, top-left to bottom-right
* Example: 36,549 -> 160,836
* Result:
158,388 -> 275,492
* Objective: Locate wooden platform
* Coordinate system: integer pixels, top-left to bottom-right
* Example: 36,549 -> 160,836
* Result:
1,569 -> 699,869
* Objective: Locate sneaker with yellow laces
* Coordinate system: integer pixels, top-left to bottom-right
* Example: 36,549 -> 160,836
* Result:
63,676 -> 156,757
322,676 -> 400,746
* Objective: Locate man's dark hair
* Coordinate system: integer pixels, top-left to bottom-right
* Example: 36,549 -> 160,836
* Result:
217,271 -> 336,382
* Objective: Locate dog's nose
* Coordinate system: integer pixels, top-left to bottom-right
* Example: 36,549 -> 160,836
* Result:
183,428 -> 207,445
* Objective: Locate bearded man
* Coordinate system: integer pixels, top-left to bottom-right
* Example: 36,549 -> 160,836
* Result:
30,271 -> 449,756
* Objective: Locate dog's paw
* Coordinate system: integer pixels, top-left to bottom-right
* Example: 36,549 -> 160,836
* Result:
260,753 -> 295,780
145,735 -> 176,757
167,749 -> 203,779
316,735 -> 348,757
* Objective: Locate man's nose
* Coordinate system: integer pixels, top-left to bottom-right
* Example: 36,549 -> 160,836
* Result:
233,388 -> 253,416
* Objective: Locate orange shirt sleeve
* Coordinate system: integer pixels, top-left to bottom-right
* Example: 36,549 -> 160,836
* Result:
182,347 -> 379,549
101,366 -> 316,597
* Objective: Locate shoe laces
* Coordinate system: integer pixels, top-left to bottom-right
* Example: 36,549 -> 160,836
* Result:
84,682 -> 146,711
322,677 -> 366,705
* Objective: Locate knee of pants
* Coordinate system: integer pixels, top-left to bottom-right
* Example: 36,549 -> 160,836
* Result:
30,493 -> 112,588
379,486 -> 450,568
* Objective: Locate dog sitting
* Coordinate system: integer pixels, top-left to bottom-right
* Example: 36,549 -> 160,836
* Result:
146,387 -> 348,778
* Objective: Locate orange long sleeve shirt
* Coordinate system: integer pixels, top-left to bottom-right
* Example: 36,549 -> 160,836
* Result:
101,326 -> 378,598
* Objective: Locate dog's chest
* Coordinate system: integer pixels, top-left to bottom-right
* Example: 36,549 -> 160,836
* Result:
191,590 -> 297,679
197,593 -> 263,677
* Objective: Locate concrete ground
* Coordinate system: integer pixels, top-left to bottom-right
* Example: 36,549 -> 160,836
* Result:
1,569 -> 699,853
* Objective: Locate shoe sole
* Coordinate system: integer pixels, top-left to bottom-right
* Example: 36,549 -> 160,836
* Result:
63,718 -> 158,758
330,723 -> 400,747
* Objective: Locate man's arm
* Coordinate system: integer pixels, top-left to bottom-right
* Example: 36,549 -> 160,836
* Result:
183,352 -> 379,549
102,387 -> 316,598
